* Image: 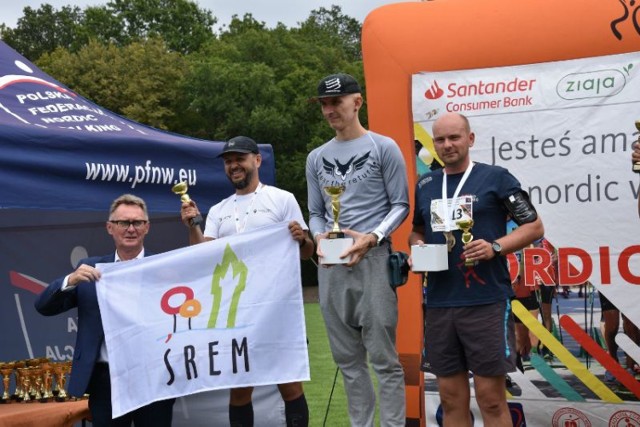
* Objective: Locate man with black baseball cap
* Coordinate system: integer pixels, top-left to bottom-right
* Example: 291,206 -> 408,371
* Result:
312,73 -> 362,100
306,73 -> 409,426
217,135 -> 260,157
182,136 -> 314,427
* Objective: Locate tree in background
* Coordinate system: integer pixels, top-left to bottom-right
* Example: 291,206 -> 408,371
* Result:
0,4 -> 85,60
1,0 -> 216,59
38,38 -> 188,130
296,5 -> 362,61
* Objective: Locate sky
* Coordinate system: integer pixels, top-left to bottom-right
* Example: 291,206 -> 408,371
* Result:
1,0 -> 413,29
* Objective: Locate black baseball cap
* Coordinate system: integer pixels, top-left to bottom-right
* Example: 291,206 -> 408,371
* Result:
217,136 -> 259,157
311,73 -> 361,100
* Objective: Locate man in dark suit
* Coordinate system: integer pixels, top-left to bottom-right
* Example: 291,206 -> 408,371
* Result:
35,194 -> 175,427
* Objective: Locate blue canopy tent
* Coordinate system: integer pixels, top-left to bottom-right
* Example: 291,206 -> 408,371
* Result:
0,41 -> 283,424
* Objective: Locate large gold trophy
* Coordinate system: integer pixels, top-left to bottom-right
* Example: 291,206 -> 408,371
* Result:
633,120 -> 640,173
325,186 -> 346,238
172,181 -> 203,226
319,186 -> 354,264
456,218 -> 475,266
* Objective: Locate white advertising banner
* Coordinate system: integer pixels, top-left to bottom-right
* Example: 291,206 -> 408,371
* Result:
426,391 -> 640,426
412,52 -> 640,327
96,222 -> 309,417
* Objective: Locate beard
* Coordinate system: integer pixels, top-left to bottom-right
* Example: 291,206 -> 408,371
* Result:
229,168 -> 254,190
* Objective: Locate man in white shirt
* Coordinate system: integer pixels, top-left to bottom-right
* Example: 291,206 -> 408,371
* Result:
181,136 -> 313,427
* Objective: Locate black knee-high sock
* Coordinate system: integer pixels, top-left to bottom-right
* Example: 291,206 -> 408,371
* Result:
516,353 -> 524,373
229,402 -> 254,427
284,394 -> 309,427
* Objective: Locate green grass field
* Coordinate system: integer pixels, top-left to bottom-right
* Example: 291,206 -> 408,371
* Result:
303,303 -> 379,427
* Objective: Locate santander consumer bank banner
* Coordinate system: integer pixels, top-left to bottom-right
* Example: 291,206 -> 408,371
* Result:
412,52 -> 640,327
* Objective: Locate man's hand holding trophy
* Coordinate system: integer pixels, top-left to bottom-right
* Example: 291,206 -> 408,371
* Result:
172,181 -> 203,227
317,185 -> 354,265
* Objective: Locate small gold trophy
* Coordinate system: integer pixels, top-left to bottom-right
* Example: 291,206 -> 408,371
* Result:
172,181 -> 203,226
39,361 -> 53,402
13,361 -> 25,400
0,363 -> 14,403
17,367 -> 31,402
53,362 -> 70,402
456,218 -> 475,266
633,120 -> 640,173
319,186 -> 353,264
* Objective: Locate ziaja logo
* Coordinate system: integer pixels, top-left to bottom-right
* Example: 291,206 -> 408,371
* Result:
160,244 -> 247,342
556,69 -> 626,100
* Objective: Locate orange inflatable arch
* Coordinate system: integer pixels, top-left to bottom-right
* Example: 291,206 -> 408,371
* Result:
361,0 -> 640,425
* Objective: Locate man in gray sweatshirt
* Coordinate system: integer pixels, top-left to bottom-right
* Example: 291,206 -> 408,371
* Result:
306,73 -> 409,427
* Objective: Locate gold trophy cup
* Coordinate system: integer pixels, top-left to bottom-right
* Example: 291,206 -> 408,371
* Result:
17,367 -> 31,402
324,186 -> 346,238
633,120 -> 640,173
456,218 -> 475,266
172,181 -> 203,226
0,363 -> 14,403
53,362 -> 71,402
319,186 -> 353,264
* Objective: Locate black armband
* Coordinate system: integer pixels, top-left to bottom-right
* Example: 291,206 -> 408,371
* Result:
503,190 -> 538,225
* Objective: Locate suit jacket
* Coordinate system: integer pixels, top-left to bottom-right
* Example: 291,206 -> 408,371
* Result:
34,253 -> 146,397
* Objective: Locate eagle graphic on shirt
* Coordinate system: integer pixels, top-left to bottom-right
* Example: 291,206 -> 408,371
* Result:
322,151 -> 371,181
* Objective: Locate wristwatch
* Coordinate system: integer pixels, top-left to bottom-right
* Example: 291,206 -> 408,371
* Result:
368,231 -> 384,247
491,241 -> 503,256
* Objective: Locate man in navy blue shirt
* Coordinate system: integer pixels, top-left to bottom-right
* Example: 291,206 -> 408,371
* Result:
410,113 -> 544,427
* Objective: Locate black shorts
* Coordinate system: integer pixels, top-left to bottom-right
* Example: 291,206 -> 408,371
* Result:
424,300 -> 517,377
599,292 -> 618,312
539,285 -> 555,304
513,295 -> 538,324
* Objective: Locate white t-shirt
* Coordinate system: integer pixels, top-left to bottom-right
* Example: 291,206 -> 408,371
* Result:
204,184 -> 308,239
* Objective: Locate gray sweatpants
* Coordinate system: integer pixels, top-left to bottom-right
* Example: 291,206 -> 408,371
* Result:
318,243 -> 406,427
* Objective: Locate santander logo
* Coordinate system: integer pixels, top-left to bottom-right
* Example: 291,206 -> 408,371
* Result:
424,81 -> 444,100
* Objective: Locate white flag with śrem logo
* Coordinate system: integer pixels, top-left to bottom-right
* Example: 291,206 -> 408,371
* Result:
96,222 -> 309,418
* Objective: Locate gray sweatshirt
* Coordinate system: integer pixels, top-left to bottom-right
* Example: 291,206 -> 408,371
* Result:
306,131 -> 409,241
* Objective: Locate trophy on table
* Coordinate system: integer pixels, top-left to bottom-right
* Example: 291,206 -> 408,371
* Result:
0,362 -> 15,403
633,120 -> 640,173
12,360 -> 25,400
455,218 -> 475,266
53,362 -> 71,402
31,367 -> 43,402
172,181 -> 203,226
17,367 -> 31,402
319,186 -> 354,264
39,360 -> 53,402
